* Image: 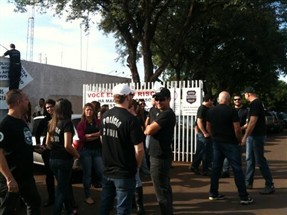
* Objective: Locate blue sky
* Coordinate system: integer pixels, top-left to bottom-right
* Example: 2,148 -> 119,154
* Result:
0,1 -> 286,83
0,1 -> 135,79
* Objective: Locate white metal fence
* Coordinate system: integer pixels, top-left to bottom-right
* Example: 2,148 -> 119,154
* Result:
83,80 -> 203,162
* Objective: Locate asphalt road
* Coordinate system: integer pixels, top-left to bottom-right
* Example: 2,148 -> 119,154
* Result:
20,129 -> 287,214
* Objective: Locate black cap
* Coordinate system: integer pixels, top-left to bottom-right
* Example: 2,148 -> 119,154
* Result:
153,87 -> 171,98
242,87 -> 256,94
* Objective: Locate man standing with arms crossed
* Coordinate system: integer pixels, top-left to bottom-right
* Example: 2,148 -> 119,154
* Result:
100,84 -> 144,215
0,89 -> 41,214
145,87 -> 176,215
242,87 -> 275,194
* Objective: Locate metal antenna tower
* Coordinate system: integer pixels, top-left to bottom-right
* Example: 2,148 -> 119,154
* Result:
26,6 -> 35,61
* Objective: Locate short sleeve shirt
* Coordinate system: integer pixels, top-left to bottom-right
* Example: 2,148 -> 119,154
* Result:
196,105 -> 209,133
149,108 -> 176,159
207,104 -> 239,144
248,99 -> 266,136
0,115 -> 33,182
100,107 -> 144,179
49,119 -> 74,160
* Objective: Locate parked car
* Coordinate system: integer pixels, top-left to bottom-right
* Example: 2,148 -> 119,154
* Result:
32,114 -> 82,170
265,111 -> 276,133
278,112 -> 287,128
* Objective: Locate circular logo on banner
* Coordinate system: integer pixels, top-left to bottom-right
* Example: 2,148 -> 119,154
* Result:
0,132 -> 4,142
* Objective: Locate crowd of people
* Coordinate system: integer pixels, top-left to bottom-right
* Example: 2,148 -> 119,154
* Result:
0,84 -> 275,215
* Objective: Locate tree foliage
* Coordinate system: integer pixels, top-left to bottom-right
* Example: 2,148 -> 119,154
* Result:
10,0 -> 287,98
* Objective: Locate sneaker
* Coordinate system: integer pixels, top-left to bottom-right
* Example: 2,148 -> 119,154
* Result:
246,184 -> 253,189
202,170 -> 211,176
188,166 -> 200,175
209,194 -> 225,200
260,185 -> 275,195
240,196 -> 254,205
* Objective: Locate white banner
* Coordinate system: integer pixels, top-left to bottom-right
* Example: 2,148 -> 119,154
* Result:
0,88 -> 9,109
0,57 -> 33,88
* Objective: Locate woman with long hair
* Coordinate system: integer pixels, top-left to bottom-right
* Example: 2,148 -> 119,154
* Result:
35,99 -> 56,207
76,102 -> 103,204
46,98 -> 79,215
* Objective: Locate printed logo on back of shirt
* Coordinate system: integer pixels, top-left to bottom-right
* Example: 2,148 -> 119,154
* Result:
23,128 -> 32,145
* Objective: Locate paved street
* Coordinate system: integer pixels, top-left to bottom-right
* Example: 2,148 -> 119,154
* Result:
29,129 -> 287,215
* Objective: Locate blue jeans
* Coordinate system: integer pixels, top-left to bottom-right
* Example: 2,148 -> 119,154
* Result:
50,158 -> 74,215
80,147 -> 103,198
222,157 -> 230,173
0,177 -> 41,215
245,136 -> 273,187
150,157 -> 173,215
192,133 -> 212,171
99,176 -> 136,215
210,142 -> 248,199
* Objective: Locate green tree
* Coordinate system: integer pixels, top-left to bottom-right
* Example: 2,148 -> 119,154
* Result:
10,0 -> 287,92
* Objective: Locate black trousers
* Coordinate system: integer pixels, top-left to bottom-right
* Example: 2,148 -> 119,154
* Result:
0,177 -> 41,215
8,64 -> 21,90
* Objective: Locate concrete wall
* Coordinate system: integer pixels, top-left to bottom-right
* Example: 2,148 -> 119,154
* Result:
21,61 -> 130,114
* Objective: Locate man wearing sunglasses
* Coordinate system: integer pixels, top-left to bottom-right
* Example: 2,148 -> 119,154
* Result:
144,87 -> 176,215
222,94 -> 248,178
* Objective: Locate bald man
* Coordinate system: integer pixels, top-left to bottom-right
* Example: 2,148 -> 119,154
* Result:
206,91 -> 253,205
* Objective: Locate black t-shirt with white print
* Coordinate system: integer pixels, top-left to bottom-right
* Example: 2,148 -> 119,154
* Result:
0,115 -> 34,182
49,119 -> 74,160
100,106 -> 144,179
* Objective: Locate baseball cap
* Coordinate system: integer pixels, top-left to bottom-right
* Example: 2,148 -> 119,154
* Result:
242,87 -> 256,94
112,84 -> 132,96
153,87 -> 171,98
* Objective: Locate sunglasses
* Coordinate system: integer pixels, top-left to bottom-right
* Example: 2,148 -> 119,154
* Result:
155,97 -> 166,102
234,98 -> 241,101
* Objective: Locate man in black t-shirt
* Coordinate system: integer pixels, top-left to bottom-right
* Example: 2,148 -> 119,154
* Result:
145,87 -> 176,215
0,89 -> 41,214
221,94 -> 249,178
189,94 -> 213,176
100,84 -> 144,215
206,91 -> 253,205
242,87 -> 275,194
3,44 -> 21,90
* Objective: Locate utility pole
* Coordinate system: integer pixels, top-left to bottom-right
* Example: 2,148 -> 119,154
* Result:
26,6 -> 35,61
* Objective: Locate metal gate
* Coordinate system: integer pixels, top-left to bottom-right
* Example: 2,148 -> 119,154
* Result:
83,80 -> 203,162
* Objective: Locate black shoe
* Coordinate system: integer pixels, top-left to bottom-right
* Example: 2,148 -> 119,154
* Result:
43,200 -> 54,207
188,166 -> 200,175
240,196 -> 254,205
203,170 -> 211,176
246,184 -> 253,189
221,172 -> 230,178
260,185 -> 275,195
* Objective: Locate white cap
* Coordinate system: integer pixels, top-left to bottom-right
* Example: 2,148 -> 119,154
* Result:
112,84 -> 132,96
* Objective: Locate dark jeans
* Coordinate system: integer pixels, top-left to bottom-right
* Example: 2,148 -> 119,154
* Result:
8,64 -> 21,90
210,142 -> 249,199
192,133 -> 212,171
99,176 -> 135,215
150,157 -> 173,215
245,136 -> 273,187
0,177 -> 41,215
42,149 -> 55,202
80,147 -> 103,198
50,158 -> 74,215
